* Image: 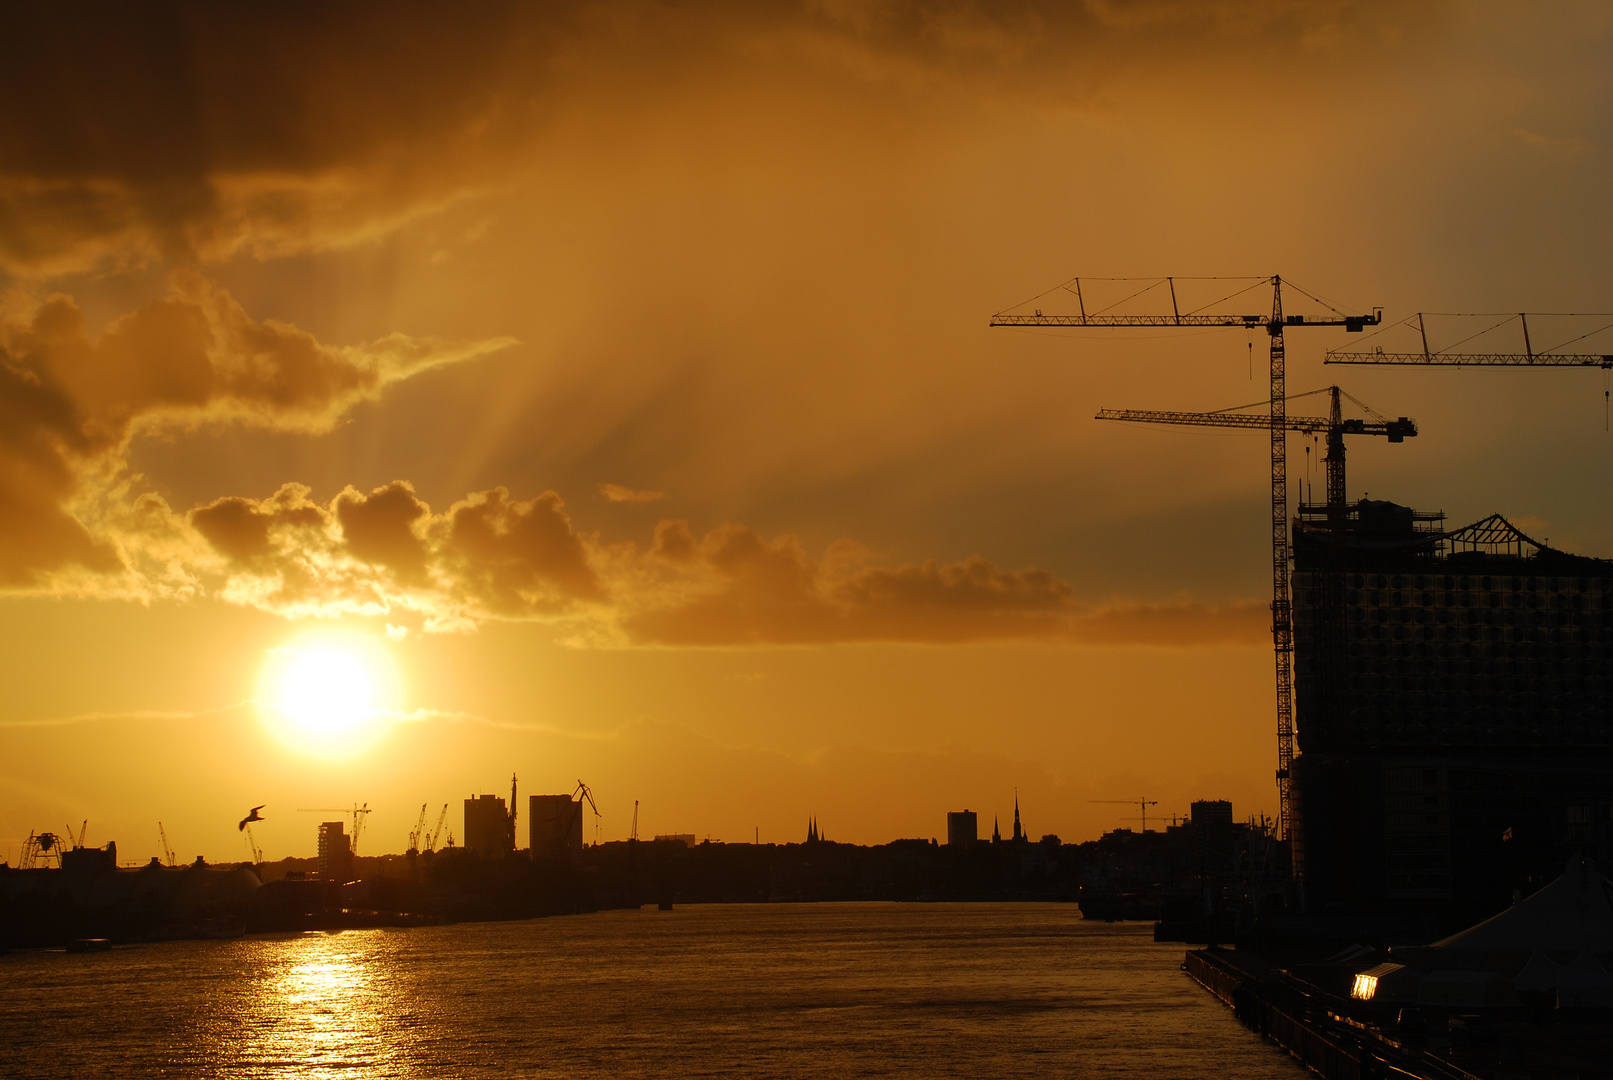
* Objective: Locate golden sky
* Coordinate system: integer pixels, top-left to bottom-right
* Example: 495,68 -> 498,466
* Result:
3,1 -> 1611,862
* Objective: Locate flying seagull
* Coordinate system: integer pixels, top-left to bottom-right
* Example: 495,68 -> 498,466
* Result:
238,805 -> 266,831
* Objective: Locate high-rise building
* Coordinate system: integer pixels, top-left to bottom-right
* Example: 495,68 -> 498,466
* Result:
1291,500 -> 1613,924
463,793 -> 512,859
529,794 -> 583,861
317,821 -> 353,882
946,810 -> 978,846
1190,800 -> 1234,827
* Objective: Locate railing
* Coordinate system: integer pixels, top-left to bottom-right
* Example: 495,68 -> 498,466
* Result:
1183,950 -> 1486,1080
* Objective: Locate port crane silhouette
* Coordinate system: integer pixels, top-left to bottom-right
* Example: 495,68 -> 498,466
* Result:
570,781 -> 602,847
994,276 -> 1381,839
158,822 -> 177,867
407,804 -> 431,855
424,803 -> 449,853
157,825 -> 176,870
19,830 -> 65,869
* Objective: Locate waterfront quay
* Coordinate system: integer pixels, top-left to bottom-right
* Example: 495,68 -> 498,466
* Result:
1186,947 -> 1612,1080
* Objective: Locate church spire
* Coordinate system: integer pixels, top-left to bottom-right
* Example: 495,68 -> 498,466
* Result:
1012,790 -> 1023,842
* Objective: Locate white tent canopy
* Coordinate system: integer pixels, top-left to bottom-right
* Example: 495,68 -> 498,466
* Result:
1433,856 -> 1613,954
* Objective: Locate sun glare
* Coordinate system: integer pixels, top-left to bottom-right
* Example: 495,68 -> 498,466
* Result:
259,631 -> 401,755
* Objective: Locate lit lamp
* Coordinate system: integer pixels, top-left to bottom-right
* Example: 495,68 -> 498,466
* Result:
1350,962 -> 1406,1002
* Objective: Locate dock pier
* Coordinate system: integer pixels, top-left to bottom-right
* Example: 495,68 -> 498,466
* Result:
1185,949 -> 1483,1080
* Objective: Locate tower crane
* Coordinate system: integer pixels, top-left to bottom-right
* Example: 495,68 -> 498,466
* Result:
297,804 -> 372,855
1098,386 -> 1416,523
993,276 -> 1381,840
1327,311 -> 1613,427
1089,798 -> 1159,832
1102,387 -> 1418,777
1326,312 -> 1613,368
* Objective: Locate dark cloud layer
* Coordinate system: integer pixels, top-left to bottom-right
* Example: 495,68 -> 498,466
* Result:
618,520 -> 1264,646
0,1 -> 1411,275
0,0 -> 1381,640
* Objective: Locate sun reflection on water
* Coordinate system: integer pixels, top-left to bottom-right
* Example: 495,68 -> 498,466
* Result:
233,932 -> 421,1078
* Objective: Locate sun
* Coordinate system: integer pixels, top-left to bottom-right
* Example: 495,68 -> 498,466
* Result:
259,630 -> 401,755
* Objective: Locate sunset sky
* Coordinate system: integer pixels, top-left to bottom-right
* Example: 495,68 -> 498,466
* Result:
3,2 -> 1611,863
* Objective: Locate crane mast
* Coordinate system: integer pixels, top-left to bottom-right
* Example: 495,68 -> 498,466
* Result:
993,277 -> 1381,841
1267,284 -> 1294,826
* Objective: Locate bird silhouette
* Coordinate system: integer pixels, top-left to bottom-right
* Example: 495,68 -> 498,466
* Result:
238,805 -> 266,831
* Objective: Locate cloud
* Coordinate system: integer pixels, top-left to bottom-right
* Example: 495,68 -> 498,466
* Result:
612,520 -> 1266,646
0,2 -> 1329,642
600,483 -> 666,503
0,279 -> 511,587
0,1 -> 1421,277
442,488 -> 607,612
335,481 -> 432,581
160,483 -> 1269,647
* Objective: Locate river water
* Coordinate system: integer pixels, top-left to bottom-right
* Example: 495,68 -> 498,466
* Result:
1,903 -> 1303,1078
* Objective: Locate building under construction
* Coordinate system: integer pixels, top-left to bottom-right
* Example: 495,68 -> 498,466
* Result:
1291,498 -> 1613,928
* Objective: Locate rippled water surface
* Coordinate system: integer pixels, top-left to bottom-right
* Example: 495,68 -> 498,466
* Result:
2,903 -> 1303,1078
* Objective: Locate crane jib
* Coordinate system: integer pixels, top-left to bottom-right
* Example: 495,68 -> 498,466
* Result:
989,313 -> 1379,329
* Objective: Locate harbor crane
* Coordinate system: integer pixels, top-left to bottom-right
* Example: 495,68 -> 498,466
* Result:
1089,799 -> 1159,833
993,276 -> 1381,840
242,824 -> 263,865
297,803 -> 372,855
629,799 -> 639,842
424,803 -> 449,853
570,781 -> 602,847
407,803 -> 429,855
158,822 -> 176,867
20,830 -> 65,869
234,806 -> 266,864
